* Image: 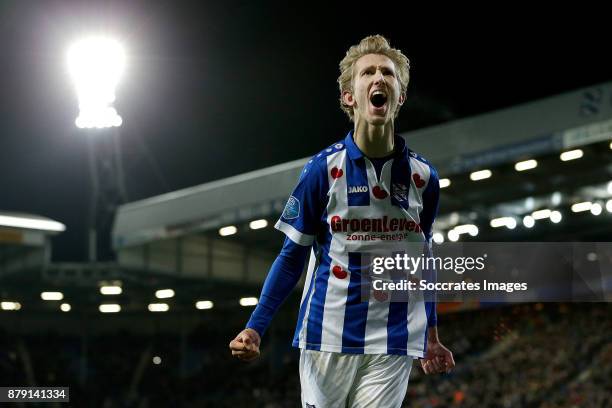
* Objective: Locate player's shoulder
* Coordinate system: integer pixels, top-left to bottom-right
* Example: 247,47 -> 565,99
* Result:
407,148 -> 439,182
302,139 -> 347,172
312,139 -> 347,163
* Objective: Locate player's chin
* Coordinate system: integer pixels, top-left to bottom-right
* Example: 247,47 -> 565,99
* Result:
366,115 -> 388,126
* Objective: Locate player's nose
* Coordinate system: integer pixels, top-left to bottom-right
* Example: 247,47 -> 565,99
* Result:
373,69 -> 385,84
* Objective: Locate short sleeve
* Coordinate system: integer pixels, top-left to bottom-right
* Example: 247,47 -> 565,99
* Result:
274,158 -> 328,246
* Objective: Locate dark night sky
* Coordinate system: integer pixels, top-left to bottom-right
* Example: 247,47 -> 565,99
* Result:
0,1 -> 610,261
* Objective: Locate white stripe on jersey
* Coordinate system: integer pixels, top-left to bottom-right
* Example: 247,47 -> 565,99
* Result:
297,248 -> 319,346
319,149 -> 350,351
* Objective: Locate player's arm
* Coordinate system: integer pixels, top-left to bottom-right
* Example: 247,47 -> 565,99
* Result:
418,165 -> 455,374
230,157 -> 327,362
229,237 -> 310,361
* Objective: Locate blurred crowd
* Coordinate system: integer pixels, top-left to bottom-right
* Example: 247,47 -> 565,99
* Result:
0,302 -> 610,407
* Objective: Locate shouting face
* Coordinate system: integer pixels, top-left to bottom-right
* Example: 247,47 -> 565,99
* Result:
343,53 -> 405,126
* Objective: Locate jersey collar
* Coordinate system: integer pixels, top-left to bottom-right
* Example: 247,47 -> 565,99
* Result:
344,130 -> 408,161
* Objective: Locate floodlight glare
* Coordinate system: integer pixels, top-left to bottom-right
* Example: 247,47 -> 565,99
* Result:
100,285 -> 122,295
523,215 -> 535,228
514,159 -> 537,172
239,297 -> 258,307
155,289 -> 175,299
249,219 -> 268,230
447,230 -> 460,242
41,292 -> 64,301
571,202 -> 592,213
550,211 -> 562,223
531,209 -> 552,220
99,304 -> 121,313
219,226 -> 238,236
470,170 -> 492,181
148,303 -> 169,312
439,178 -> 451,188
454,224 -> 478,236
490,217 -> 516,229
1,302 -> 21,311
560,149 -> 583,162
68,37 -> 125,128
432,232 -> 444,244
590,203 -> 602,216
195,300 -> 214,310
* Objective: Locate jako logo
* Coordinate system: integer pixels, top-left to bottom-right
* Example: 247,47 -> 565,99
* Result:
348,185 -> 368,194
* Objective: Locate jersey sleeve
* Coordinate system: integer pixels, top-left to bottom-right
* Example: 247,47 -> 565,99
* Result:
245,237 -> 310,337
420,165 -> 440,327
419,165 -> 440,242
274,158 -> 328,246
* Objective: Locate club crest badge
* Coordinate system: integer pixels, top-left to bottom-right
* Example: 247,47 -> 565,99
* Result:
392,183 -> 408,201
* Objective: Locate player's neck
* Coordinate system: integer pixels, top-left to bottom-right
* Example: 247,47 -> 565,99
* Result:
353,120 -> 395,158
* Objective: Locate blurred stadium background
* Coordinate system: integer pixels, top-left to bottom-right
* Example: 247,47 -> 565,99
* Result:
1,79 -> 611,406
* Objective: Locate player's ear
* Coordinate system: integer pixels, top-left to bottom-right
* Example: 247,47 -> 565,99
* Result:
342,90 -> 355,107
398,91 -> 406,106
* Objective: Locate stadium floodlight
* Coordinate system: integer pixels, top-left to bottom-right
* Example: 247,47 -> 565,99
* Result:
514,159 -> 538,172
523,215 -> 535,228
148,303 -> 169,312
608,181 -> 612,195
531,209 -> 552,220
99,304 -> 121,313
100,285 -> 122,295
0,215 -> 66,232
590,203 -> 602,216
155,289 -> 175,299
41,292 -> 64,301
1,302 -> 21,311
439,178 -> 451,188
68,36 -> 125,129
550,211 -> 562,223
469,169 -> 492,181
195,300 -> 214,310
490,217 -> 516,229
219,226 -> 238,236
249,219 -> 268,230
609,141 -> 612,150
560,149 -> 583,161
571,201 -> 592,213
606,199 -> 612,213
60,303 -> 71,312
239,297 -> 258,307
432,232 -> 444,244
551,192 -> 562,206
152,356 -> 162,365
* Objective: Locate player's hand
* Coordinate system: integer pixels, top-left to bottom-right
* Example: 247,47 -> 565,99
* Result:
229,328 -> 261,362
420,340 -> 455,375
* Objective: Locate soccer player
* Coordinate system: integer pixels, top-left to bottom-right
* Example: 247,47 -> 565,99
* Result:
229,35 -> 455,407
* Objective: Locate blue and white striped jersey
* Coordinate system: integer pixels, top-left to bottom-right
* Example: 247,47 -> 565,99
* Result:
275,131 -> 440,357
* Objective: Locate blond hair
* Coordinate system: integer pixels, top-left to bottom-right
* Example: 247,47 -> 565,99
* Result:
338,35 -> 410,121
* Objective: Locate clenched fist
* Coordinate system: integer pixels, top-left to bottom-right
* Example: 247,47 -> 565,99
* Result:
229,328 -> 261,362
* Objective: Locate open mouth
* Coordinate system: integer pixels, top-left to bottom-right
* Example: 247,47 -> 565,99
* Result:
370,90 -> 388,108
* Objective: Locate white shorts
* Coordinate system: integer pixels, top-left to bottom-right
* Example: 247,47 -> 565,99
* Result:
299,349 -> 412,408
